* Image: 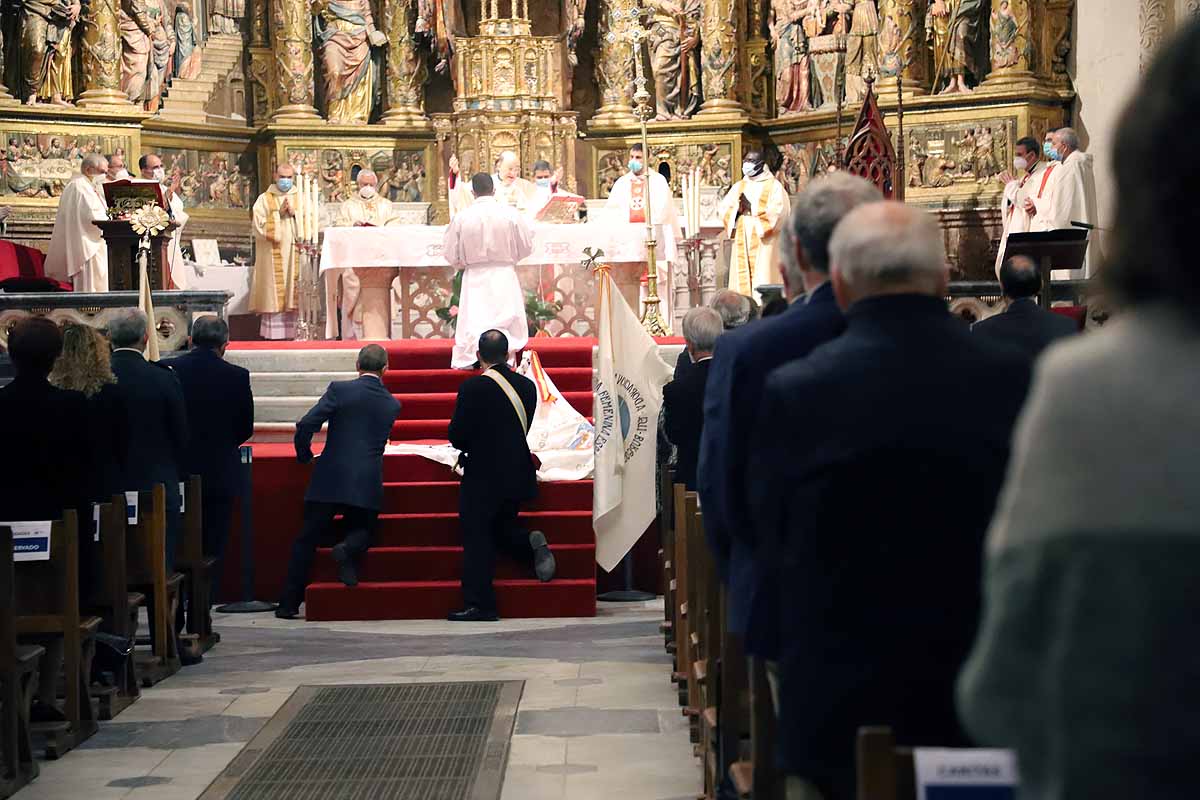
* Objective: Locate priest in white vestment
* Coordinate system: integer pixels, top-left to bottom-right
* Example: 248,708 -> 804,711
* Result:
45,153 -> 110,292
249,164 -> 300,340
718,151 -> 790,297
994,136 -> 1059,276
138,153 -> 190,289
605,143 -> 680,318
1045,127 -> 1100,279
442,173 -> 533,369
105,152 -> 132,181
325,169 -> 396,339
448,151 -> 541,218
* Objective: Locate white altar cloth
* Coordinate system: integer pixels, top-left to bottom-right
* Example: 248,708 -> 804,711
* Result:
319,222 -> 674,273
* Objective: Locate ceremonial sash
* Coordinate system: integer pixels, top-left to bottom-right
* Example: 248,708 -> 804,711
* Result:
628,177 -> 646,223
484,369 -> 529,433
1036,164 -> 1056,198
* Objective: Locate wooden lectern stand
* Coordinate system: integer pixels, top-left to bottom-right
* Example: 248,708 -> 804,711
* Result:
94,219 -> 178,291
1002,229 -> 1089,309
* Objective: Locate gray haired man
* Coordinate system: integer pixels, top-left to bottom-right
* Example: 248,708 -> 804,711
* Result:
662,306 -> 723,490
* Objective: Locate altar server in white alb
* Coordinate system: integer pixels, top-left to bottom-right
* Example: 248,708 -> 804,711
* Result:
1045,127 -> 1099,279
442,173 -> 534,369
994,136 -> 1058,276
718,150 -> 790,297
447,151 -> 540,218
45,153 -> 110,292
139,153 -> 190,289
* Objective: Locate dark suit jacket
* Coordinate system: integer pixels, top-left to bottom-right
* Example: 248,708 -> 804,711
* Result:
673,349 -> 693,382
81,382 -> 130,503
110,349 -> 189,494
750,295 -> 1032,798
448,365 -> 538,503
0,375 -> 89,520
295,374 -> 401,511
971,297 -> 1078,360
663,358 -> 711,490
169,348 -> 254,497
697,282 -> 846,648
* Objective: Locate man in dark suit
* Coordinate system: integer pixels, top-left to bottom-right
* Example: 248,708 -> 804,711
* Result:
697,173 -> 881,667
168,316 -> 254,602
447,330 -> 556,622
972,254 -> 1079,358
663,307 -> 722,490
750,202 -> 1032,800
108,308 -> 189,572
0,317 -> 88,521
277,344 -> 402,618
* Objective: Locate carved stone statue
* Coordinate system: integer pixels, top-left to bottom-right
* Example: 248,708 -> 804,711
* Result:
5,0 -> 82,105
644,0 -> 702,119
119,0 -> 167,106
841,0 -> 879,102
210,0 -> 246,34
313,0 -> 387,124
927,0 -> 985,94
771,0 -> 819,115
173,0 -> 201,80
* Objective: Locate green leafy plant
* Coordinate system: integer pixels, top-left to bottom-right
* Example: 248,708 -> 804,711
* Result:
434,269 -> 563,336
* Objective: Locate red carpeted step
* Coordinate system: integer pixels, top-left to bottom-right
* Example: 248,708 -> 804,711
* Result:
310,544 -> 595,583
384,481 -> 592,513
384,367 -> 594,394
392,391 -> 592,419
303,578 -> 597,621
391,417 -> 593,441
380,339 -> 595,371
373,511 -> 594,546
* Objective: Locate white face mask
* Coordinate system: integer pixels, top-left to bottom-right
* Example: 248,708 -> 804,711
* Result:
1012,156 -> 1028,172
742,162 -> 760,178
91,173 -> 106,187
359,185 -> 376,199
152,166 -> 165,182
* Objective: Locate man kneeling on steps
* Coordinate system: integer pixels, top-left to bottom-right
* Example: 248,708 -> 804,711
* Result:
276,344 -> 402,619
447,330 -> 556,622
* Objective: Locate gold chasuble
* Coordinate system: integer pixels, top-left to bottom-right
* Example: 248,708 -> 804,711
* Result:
250,184 -> 299,313
719,173 -> 790,296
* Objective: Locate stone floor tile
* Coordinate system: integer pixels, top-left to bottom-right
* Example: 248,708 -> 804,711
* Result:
507,734 -> 568,767
112,694 -> 236,723
517,708 -> 661,737
148,742 -> 246,777
500,763 -> 567,800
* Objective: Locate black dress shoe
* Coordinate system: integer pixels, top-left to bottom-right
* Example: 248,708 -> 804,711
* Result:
274,606 -> 299,620
180,651 -> 203,667
447,607 -> 499,622
332,543 -> 359,587
529,530 -> 556,582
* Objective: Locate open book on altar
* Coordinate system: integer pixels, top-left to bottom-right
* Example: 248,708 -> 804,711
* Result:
102,179 -> 167,218
535,192 -> 585,224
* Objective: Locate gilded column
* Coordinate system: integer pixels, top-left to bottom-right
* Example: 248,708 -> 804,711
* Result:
77,0 -> 134,106
697,0 -> 746,118
874,0 -> 929,97
381,0 -> 429,124
1036,0 -> 1073,87
741,0 -> 771,117
271,0 -> 320,120
980,0 -> 1039,89
252,0 -> 269,44
591,0 -> 639,128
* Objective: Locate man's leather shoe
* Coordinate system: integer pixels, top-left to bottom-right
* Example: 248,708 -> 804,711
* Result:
332,543 -> 359,587
448,607 -> 499,622
181,651 -> 203,667
274,606 -> 299,620
529,530 -> 556,582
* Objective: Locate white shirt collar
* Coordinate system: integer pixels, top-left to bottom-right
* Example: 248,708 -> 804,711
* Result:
359,373 -> 383,382
112,347 -> 145,355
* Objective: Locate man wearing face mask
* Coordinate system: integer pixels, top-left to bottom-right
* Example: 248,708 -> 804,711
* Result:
106,152 -> 132,181
1044,127 -> 1098,279
994,136 -> 1057,276
530,160 -> 563,207
139,153 -> 190,289
250,164 -> 301,340
447,150 -> 540,218
324,169 -> 396,339
45,153 -> 111,292
605,144 -> 681,312
718,150 -> 790,298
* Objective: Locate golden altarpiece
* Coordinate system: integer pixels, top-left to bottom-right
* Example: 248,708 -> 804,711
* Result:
0,0 -> 1075,281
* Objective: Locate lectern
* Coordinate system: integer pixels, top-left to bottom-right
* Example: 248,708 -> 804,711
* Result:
94,219 -> 178,291
1002,229 -> 1089,309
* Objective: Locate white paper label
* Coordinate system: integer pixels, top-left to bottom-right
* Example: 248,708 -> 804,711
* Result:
93,503 -> 101,543
179,482 -> 186,513
914,748 -> 1018,800
126,491 -> 139,524
3,521 -> 53,561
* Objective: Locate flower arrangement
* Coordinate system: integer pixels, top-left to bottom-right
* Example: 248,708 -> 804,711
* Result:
435,269 -> 563,336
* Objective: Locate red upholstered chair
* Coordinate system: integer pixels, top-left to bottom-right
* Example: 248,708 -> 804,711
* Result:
0,240 -> 71,291
1051,304 -> 1088,332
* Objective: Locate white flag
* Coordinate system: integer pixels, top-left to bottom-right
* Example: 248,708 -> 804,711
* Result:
593,267 -> 673,572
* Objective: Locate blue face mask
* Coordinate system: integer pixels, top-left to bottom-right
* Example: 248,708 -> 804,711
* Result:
1042,141 -> 1060,161
535,177 -> 551,188
1048,147 -> 1063,162
628,159 -> 643,174
276,177 -> 293,192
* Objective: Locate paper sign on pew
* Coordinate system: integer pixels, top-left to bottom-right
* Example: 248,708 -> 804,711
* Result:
2,521 -> 52,562
180,482 -> 186,514
126,491 -> 138,524
93,504 -> 100,543
914,748 -> 1018,800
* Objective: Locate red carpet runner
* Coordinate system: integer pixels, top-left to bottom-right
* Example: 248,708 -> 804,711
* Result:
229,338 -> 599,621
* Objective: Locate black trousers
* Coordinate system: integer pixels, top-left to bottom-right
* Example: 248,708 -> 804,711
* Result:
459,493 -> 534,615
279,501 -> 377,611
202,491 -> 234,603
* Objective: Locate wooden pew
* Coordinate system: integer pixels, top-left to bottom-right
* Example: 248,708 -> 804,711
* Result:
0,527 -> 43,797
86,498 -> 142,720
14,511 -> 101,759
177,476 -> 218,656
658,464 -> 676,656
856,727 -> 916,800
727,656 -> 781,800
126,486 -> 184,686
688,505 -> 722,798
672,484 -> 694,718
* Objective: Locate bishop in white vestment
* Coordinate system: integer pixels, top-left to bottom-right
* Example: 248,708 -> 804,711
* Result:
442,173 -> 534,369
605,144 -> 680,317
325,169 -> 396,339
994,137 -> 1059,276
718,151 -> 790,297
448,151 -> 541,218
45,154 -> 111,292
1045,128 -> 1099,279
250,165 -> 300,339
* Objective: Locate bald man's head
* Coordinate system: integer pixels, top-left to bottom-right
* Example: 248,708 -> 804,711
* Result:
829,201 -> 948,309
497,151 -> 520,184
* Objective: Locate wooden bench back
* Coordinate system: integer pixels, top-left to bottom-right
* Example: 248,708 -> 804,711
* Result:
177,476 -> 204,568
0,527 -> 14,667
856,726 -> 916,800
13,512 -> 80,633
125,485 -> 167,588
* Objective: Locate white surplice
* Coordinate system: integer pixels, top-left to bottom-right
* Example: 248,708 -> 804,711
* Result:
605,170 -> 680,319
442,196 -> 534,369
166,191 -> 190,289
1046,150 -> 1099,279
324,194 -> 397,339
719,172 -> 790,296
448,173 -> 541,218
994,159 -> 1059,276
44,174 -> 109,292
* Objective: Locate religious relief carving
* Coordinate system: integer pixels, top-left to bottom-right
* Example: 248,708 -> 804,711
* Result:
776,138 -> 845,193
643,0 -> 703,119
283,146 -> 427,204
119,0 -> 172,109
927,0 -> 985,93
5,0 -> 83,105
314,0 -> 387,124
903,118 -> 1011,191
876,0 -> 926,91
270,0 -> 318,116
210,0 -> 246,34
984,0 -> 1036,81
841,0 -> 879,102
0,131 -> 130,197
744,39 -> 770,116
156,149 -> 258,210
248,48 -> 275,122
1138,0 -> 1167,73
251,0 -> 267,43
595,140 -> 734,197
1033,0 -> 1071,86
173,1 -> 201,80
